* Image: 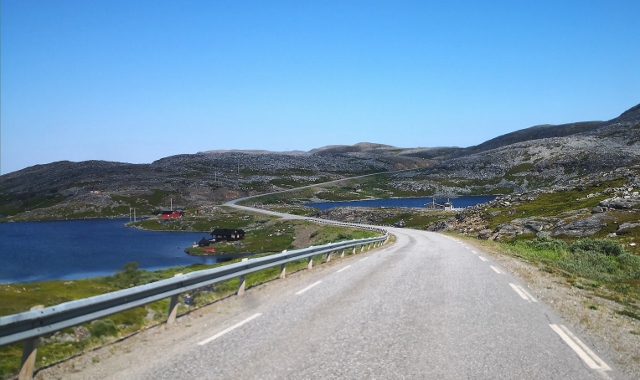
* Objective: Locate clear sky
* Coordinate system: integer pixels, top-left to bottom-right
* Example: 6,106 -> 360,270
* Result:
2,1 -> 639,174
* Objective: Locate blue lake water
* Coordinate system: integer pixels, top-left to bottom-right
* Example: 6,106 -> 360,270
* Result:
0,219 -> 226,284
305,195 -> 496,210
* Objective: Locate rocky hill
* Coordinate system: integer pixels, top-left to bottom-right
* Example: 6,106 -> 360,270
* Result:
1,103 -> 638,221
388,103 -> 640,196
0,147 -> 428,220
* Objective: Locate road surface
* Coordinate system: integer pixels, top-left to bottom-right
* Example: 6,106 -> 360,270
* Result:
52,226 -> 622,379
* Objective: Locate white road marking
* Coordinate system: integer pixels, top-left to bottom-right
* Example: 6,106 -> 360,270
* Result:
558,324 -> 612,371
509,283 -> 537,303
490,266 -> 503,274
360,257 -> 369,262
549,324 -> 611,371
295,281 -> 322,295
198,313 -> 262,346
479,256 -> 489,262
471,250 -> 478,254
337,265 -> 351,273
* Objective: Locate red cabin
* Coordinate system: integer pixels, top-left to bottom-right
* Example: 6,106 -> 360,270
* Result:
161,210 -> 184,219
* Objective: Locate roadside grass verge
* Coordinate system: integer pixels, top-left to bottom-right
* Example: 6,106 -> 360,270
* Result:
467,235 -> 640,309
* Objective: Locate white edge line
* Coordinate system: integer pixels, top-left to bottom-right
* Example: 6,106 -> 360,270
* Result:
479,256 -> 489,262
198,313 -> 262,346
337,265 -> 352,273
559,325 -> 611,371
549,324 -> 601,369
517,285 -> 538,303
295,280 -> 322,295
490,266 -> 502,274
509,283 -> 531,302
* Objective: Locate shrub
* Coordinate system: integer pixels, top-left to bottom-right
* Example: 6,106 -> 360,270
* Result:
559,250 -> 619,280
526,236 -> 568,253
89,319 -> 118,338
569,238 -> 626,257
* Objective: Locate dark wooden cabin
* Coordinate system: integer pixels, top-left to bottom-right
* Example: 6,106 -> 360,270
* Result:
210,228 -> 245,242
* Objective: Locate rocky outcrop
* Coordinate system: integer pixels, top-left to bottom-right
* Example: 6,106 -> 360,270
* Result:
552,214 -> 614,237
599,196 -> 640,210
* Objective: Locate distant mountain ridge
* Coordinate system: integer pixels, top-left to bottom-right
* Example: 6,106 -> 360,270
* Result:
0,102 -> 638,220
463,121 -> 604,155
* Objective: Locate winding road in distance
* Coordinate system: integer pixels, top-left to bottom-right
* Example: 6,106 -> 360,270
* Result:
58,219 -> 623,379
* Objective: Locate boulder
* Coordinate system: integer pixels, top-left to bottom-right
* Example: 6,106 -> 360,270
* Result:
477,229 -> 493,240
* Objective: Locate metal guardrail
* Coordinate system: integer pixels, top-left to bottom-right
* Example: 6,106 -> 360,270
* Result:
0,234 -> 386,347
0,215 -> 388,379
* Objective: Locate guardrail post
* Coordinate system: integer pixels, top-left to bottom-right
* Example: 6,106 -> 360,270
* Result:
237,275 -> 246,296
167,294 -> 180,325
352,246 -> 356,255
19,305 -> 43,380
360,244 -> 365,252
341,249 -> 345,258
166,274 -> 182,326
325,251 -> 331,263
279,263 -> 286,279
307,257 -> 313,270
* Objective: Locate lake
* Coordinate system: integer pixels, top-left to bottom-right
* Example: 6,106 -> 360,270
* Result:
0,219 -> 230,284
305,195 -> 496,210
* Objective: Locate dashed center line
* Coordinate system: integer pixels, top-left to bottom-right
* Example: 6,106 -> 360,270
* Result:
295,281 -> 322,295
197,313 -> 262,346
360,257 -> 369,262
509,283 -> 537,303
490,266 -> 503,274
471,250 -> 478,254
337,265 -> 351,273
479,256 -> 489,262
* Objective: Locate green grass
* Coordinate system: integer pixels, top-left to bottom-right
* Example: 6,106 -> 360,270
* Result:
128,206 -> 275,231
0,193 -> 65,217
488,236 -> 640,303
186,220 -> 380,255
378,211 -> 454,229
505,163 -> 535,179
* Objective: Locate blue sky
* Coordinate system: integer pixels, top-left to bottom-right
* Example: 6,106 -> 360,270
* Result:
2,1 -> 639,174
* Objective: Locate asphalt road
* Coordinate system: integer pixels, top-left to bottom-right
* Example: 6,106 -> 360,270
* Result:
57,227 -> 623,379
